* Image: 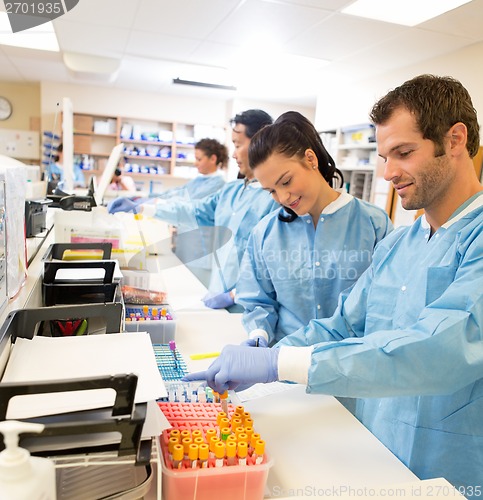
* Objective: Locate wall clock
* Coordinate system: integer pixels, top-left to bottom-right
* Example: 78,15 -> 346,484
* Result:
0,97 -> 12,120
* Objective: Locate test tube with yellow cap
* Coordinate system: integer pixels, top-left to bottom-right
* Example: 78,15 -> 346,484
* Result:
169,429 -> 181,442
205,428 -> 217,443
191,429 -> 203,441
180,429 -> 191,442
226,441 -> 237,466
209,436 -> 221,459
193,436 -> 205,447
249,432 -> 261,455
237,441 -> 248,466
172,444 -> 184,469
168,437 -> 179,461
254,439 -> 265,465
188,443 -> 199,469
220,427 -> 231,442
182,437 -> 192,460
214,441 -> 225,468
216,411 -> 227,426
199,443 -> 209,469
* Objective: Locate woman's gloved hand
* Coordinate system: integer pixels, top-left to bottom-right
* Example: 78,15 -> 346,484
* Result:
202,291 -> 234,309
107,197 -> 146,214
182,344 -> 279,394
240,328 -> 269,347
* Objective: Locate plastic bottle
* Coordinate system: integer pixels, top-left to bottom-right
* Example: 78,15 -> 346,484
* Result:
0,420 -> 56,499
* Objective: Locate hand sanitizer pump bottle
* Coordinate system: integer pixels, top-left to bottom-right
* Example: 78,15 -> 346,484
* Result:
0,420 -> 56,499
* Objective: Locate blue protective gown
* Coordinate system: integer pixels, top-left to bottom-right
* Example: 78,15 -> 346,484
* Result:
276,194 -> 483,488
236,192 -> 393,344
155,173 -> 225,201
152,179 -> 278,293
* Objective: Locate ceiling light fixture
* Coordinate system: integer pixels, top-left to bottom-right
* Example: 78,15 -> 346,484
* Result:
0,13 -> 59,51
63,52 -> 120,82
172,78 -> 237,91
341,0 -> 472,27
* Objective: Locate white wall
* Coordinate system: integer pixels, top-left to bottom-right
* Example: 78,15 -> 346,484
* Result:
40,81 -> 315,133
314,41 -> 483,137
40,81 -> 230,130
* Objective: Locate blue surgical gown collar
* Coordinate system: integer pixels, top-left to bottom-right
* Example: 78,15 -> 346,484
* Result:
442,191 -> 483,228
243,178 -> 262,189
420,192 -> 483,233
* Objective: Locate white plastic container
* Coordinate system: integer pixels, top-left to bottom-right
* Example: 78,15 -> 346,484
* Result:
0,420 -> 56,499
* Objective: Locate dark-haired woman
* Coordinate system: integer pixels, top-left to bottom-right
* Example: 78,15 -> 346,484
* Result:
236,111 -> 393,345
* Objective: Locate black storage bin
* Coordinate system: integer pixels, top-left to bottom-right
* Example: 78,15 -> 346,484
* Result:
42,260 -> 118,306
43,242 -> 112,261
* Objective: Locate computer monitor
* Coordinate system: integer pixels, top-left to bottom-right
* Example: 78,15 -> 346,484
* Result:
94,142 -> 124,207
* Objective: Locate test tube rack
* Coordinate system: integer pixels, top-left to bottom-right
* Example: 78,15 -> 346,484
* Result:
124,305 -> 176,343
152,344 -> 188,381
158,401 -> 272,500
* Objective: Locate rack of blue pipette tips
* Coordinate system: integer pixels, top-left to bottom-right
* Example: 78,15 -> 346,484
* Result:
153,342 -> 188,381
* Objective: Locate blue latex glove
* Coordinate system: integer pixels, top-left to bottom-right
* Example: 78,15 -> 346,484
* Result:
241,336 -> 269,347
182,344 -> 279,394
107,197 -> 146,214
240,328 -> 269,347
202,291 -> 234,309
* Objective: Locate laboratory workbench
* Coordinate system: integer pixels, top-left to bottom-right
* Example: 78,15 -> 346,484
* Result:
152,235 -> 464,497
1,213 -> 460,499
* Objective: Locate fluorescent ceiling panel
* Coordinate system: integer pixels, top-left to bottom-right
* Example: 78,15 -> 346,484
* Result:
0,13 -> 59,51
342,0 -> 473,27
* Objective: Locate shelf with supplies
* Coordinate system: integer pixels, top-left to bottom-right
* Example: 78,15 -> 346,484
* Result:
320,123 -> 384,207
70,112 -> 226,193
119,118 -> 197,176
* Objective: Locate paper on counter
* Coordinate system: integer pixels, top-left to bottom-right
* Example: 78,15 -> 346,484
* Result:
53,267 -> 107,282
235,381 -> 297,403
3,332 -> 167,419
21,401 -> 171,453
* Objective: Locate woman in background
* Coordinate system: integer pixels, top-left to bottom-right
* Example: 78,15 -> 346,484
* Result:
154,137 -> 228,201
110,168 -> 137,191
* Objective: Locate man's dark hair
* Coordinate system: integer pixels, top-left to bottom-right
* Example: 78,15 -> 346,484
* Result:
370,74 -> 480,158
230,109 -> 273,138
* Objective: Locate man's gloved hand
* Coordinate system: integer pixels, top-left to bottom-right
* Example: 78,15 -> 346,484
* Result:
202,291 -> 234,309
182,344 -> 279,394
107,197 -> 146,214
240,328 -> 269,347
